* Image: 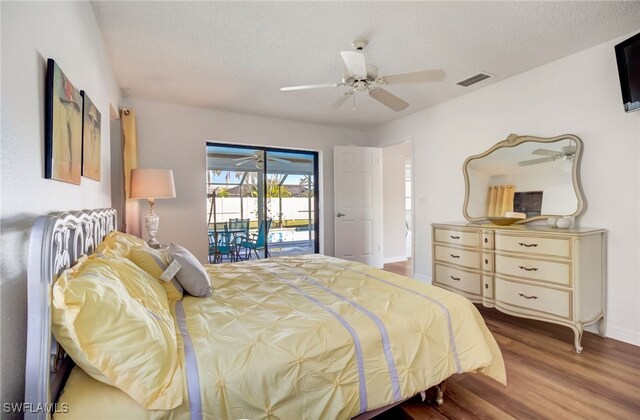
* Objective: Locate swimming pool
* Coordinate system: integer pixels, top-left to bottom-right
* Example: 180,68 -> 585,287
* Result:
268,229 -> 314,243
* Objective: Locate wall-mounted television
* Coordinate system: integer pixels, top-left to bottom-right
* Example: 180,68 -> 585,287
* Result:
615,32 -> 640,113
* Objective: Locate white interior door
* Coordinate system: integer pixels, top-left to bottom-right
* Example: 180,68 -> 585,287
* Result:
334,146 -> 382,267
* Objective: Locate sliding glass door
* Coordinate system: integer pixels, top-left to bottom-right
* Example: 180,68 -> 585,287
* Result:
206,144 -> 318,262
264,150 -> 317,257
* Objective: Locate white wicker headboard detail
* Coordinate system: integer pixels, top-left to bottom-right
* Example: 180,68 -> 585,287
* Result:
24,208 -> 117,420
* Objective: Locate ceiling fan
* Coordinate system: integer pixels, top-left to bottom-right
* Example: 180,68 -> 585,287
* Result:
518,145 -> 577,167
234,151 -> 291,169
280,39 -> 446,112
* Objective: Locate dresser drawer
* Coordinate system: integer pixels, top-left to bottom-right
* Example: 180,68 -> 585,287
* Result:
482,231 -> 494,250
495,254 -> 570,286
434,264 -> 481,296
483,274 -> 494,299
482,252 -> 494,272
495,234 -> 571,258
495,277 -> 570,319
434,245 -> 481,269
434,228 -> 481,248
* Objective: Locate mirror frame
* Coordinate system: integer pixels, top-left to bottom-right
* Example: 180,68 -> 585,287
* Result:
462,133 -> 585,224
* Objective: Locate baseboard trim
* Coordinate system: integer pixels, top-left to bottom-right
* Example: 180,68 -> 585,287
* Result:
605,324 -> 640,346
383,256 -> 409,264
413,273 -> 432,284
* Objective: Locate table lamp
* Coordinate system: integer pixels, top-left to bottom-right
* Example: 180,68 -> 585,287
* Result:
130,168 -> 176,248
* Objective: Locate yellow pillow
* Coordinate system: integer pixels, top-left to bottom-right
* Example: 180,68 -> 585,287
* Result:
128,246 -> 184,301
99,230 -> 148,257
51,253 -> 183,410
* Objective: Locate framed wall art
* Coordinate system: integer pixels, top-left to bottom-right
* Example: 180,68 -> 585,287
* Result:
45,59 -> 82,185
81,91 -> 101,181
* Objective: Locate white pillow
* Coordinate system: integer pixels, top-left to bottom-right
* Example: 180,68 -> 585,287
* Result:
167,243 -> 212,297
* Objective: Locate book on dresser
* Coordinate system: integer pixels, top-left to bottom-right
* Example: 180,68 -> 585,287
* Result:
431,222 -> 606,353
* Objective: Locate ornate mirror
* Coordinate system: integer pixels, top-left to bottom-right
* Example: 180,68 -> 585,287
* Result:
463,133 -> 585,223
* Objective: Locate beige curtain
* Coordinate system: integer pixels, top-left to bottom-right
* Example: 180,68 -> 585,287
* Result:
486,185 -> 515,217
120,108 -> 140,235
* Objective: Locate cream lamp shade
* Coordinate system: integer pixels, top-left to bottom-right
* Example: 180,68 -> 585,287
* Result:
130,169 -> 176,200
130,169 -> 176,248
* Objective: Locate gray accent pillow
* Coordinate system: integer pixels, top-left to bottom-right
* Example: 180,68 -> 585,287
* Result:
167,243 -> 212,297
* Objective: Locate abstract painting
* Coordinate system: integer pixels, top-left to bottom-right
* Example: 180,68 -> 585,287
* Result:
45,59 -> 82,185
81,91 -> 101,181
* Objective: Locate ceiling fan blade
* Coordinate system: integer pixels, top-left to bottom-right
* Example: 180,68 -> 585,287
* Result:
532,149 -> 560,157
267,157 -> 291,164
369,88 -> 409,112
280,83 -> 341,92
518,157 -> 553,167
383,69 -> 446,84
340,51 -> 367,78
234,157 -> 254,166
330,93 -> 351,110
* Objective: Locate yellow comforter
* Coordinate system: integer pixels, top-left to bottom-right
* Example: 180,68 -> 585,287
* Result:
56,255 -> 505,419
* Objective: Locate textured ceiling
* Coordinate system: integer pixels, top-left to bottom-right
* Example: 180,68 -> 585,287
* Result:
92,1 -> 640,130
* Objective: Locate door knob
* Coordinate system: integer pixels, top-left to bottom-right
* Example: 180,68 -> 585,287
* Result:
336,212 -> 346,217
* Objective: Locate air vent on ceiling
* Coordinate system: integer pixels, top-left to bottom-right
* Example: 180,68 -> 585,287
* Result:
457,73 -> 491,87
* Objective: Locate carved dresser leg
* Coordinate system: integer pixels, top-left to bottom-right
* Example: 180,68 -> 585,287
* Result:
572,324 -> 584,353
436,380 -> 446,406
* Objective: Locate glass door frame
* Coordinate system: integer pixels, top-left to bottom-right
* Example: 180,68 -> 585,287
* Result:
206,142 -> 320,258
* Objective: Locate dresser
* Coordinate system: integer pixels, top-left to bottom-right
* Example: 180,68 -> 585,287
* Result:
432,222 -> 606,353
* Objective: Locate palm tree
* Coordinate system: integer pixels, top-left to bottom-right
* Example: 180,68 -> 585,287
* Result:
299,174 -> 314,198
207,170 -> 241,225
247,174 -> 292,227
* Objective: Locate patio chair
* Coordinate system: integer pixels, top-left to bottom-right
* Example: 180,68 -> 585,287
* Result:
228,218 -> 250,260
239,219 -> 272,259
228,218 -> 250,241
208,222 -> 235,263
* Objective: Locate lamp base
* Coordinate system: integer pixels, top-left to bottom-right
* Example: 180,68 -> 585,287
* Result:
144,200 -> 161,248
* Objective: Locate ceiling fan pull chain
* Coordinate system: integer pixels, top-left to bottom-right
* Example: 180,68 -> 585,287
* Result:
353,94 -> 356,111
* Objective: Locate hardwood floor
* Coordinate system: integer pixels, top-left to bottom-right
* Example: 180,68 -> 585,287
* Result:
383,259 -> 413,277
380,260 -> 640,420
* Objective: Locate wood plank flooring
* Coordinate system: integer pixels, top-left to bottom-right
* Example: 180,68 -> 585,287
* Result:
380,260 -> 640,420
383,259 -> 413,277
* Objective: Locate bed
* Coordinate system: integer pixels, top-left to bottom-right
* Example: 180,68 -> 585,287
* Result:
24,209 -> 505,419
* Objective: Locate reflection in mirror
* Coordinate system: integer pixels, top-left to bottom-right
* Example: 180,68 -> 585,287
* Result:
463,134 -> 584,223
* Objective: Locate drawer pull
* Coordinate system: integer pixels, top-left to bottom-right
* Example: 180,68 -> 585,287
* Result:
450,235 -> 460,239
518,293 -> 538,300
485,283 -> 489,289
519,265 -> 539,272
449,254 -> 460,259
450,275 -> 460,281
484,259 -> 489,264
518,242 -> 538,248
484,237 -> 488,243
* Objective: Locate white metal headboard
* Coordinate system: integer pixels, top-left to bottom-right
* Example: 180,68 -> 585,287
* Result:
24,208 -> 117,419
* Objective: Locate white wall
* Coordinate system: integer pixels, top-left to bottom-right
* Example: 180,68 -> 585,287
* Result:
126,99 -> 368,261
368,34 -> 640,346
0,2 -> 121,410
382,142 -> 411,262
492,169 -> 577,215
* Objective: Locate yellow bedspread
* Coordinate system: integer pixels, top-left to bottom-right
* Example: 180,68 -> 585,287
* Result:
56,255 -> 505,419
